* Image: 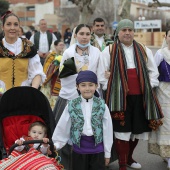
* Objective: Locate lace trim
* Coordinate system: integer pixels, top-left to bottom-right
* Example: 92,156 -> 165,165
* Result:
161,47 -> 170,65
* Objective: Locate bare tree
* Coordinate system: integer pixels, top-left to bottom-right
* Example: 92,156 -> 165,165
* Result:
148,0 -> 170,8
0,0 -> 10,16
70,0 -> 101,23
59,7 -> 79,28
95,0 -> 116,25
118,0 -> 132,20
93,0 -> 116,33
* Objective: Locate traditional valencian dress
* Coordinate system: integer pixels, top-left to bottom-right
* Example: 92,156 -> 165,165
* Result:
148,46 -> 170,158
53,43 -> 101,124
0,38 -> 46,94
52,43 -> 101,170
41,51 -> 62,109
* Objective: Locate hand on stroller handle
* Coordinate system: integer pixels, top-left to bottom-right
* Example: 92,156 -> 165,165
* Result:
16,138 -> 49,147
9,140 -> 55,156
0,87 -> 63,169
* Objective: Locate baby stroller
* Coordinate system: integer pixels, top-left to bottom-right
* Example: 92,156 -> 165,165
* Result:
0,86 -> 63,169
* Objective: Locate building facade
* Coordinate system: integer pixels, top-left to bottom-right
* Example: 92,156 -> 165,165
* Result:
8,0 -> 60,28
7,0 -> 170,36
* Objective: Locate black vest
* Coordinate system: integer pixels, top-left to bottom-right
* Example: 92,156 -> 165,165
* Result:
34,31 -> 52,51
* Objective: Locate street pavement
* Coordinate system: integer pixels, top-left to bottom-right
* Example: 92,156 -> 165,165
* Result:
108,46 -> 167,170
108,140 -> 167,170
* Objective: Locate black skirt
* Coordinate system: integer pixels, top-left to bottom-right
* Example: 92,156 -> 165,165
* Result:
53,96 -> 68,124
113,95 -> 152,134
53,97 -> 72,170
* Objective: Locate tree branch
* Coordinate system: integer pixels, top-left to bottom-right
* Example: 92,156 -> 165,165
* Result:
148,2 -> 170,8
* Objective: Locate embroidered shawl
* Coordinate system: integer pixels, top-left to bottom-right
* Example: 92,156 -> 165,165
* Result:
43,52 -> 62,96
90,33 -> 113,51
0,38 -> 37,59
105,40 -> 163,130
161,47 -> 170,65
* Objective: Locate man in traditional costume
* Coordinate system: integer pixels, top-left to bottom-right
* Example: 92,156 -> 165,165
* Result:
90,17 -> 113,51
98,19 -> 163,170
91,18 -> 113,100
30,19 -> 57,65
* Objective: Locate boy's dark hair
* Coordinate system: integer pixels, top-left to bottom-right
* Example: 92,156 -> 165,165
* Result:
93,18 -> 105,25
29,121 -> 47,134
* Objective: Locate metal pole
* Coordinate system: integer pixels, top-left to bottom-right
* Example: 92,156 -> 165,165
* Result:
114,0 -> 117,21
25,7 -> 26,26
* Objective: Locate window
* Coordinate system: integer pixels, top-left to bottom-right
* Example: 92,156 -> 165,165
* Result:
26,6 -> 35,11
27,17 -> 35,21
19,17 -> 26,21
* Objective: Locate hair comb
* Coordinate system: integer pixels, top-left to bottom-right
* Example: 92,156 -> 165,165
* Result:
1,11 -> 12,20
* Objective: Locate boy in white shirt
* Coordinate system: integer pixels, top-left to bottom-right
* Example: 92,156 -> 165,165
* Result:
52,70 -> 113,170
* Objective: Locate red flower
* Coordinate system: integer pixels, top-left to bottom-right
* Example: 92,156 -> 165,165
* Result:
119,112 -> 125,120
149,119 -> 163,131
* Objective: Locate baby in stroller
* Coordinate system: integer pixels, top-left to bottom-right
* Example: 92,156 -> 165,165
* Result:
15,121 -> 49,154
0,87 -> 64,170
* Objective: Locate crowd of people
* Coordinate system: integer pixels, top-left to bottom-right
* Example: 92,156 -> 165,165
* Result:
0,10 -> 170,170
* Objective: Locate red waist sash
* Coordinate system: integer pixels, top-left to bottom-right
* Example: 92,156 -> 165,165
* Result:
127,68 -> 142,95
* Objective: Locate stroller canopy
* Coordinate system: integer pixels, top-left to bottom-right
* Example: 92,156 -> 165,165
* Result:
0,87 -> 56,137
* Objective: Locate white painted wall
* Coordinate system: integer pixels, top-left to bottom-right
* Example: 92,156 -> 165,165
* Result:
35,2 -> 54,25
